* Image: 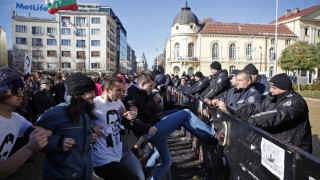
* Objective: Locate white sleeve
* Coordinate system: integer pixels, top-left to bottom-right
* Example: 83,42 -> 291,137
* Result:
16,113 -> 32,137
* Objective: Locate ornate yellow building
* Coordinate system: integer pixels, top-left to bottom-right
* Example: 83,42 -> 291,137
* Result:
165,3 -> 320,82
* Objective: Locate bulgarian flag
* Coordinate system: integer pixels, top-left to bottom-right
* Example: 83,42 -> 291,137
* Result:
45,0 -> 78,14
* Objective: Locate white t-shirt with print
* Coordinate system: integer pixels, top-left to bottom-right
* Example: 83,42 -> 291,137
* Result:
92,96 -> 125,167
0,113 -> 31,161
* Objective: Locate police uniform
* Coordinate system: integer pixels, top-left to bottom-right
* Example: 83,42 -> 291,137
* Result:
223,86 -> 261,110
200,69 -> 228,99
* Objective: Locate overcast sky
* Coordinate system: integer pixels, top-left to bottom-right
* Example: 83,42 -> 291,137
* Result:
1,0 -> 319,68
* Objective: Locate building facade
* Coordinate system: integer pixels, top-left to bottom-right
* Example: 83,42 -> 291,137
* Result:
165,3 -> 320,83
0,26 -> 8,67
136,53 -> 148,74
11,4 -> 134,74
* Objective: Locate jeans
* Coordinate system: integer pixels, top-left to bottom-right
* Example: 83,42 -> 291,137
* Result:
121,149 -> 145,180
148,109 -> 215,180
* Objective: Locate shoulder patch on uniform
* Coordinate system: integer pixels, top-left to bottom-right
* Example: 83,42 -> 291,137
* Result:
283,100 -> 292,107
237,100 -> 245,104
263,92 -> 269,95
199,82 -> 202,86
248,96 -> 255,103
287,94 -> 293,98
250,88 -> 255,92
217,78 -> 221,83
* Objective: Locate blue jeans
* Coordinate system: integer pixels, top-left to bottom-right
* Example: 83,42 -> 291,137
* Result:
148,109 -> 215,180
121,148 -> 145,180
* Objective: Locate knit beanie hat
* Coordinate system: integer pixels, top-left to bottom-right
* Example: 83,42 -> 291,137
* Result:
66,73 -> 96,96
228,69 -> 240,78
195,71 -> 203,78
243,64 -> 258,75
210,61 -> 221,70
269,73 -> 292,90
0,67 -> 24,93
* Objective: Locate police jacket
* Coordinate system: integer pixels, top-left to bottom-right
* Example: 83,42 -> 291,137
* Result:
155,73 -> 166,86
223,86 -> 261,110
173,79 -> 181,88
187,79 -> 195,86
35,102 -> 94,180
201,70 -> 228,99
185,76 -> 210,95
232,89 -> 312,153
252,75 -> 270,97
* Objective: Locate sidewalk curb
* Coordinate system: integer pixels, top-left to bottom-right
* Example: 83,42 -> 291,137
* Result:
304,97 -> 320,102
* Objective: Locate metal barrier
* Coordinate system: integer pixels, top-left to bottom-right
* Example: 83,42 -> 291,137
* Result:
165,86 -> 320,180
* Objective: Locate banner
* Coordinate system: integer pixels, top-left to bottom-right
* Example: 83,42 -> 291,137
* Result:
45,0 -> 78,14
24,53 -> 32,75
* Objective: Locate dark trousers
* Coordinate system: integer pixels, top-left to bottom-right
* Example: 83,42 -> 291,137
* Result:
94,161 -> 139,180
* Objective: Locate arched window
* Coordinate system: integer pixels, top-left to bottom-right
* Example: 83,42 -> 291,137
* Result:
173,66 -> 180,75
229,44 -> 236,59
246,44 -> 253,59
212,43 -> 219,58
188,43 -> 194,57
229,66 -> 235,73
188,67 -> 194,75
269,66 -> 274,77
269,47 -> 275,60
174,43 -> 180,58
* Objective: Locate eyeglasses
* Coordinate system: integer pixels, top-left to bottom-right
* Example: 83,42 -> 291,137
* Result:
12,88 -> 24,95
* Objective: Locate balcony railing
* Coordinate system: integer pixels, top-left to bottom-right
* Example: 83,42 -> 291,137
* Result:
167,57 -> 198,61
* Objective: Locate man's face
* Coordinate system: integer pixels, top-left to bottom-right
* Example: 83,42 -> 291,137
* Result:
236,73 -> 251,89
1,88 -> 24,110
195,76 -> 201,81
191,76 -> 195,80
230,76 -> 237,86
107,81 -> 123,101
141,81 -> 154,95
82,90 -> 96,105
251,74 -> 258,82
210,68 -> 218,74
269,85 -> 287,96
40,83 -> 50,90
181,79 -> 186,85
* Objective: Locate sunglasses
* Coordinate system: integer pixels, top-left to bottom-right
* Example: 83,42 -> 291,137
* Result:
12,87 -> 24,95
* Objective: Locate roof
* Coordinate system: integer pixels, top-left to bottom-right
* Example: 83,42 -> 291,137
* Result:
269,4 -> 320,24
172,3 -> 200,26
199,22 -> 296,37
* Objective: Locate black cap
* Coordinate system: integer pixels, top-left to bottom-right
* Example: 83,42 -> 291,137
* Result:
195,71 -> 203,78
243,64 -> 258,75
66,73 -> 96,96
174,75 -> 179,79
40,78 -> 51,84
270,73 -> 292,90
210,61 -> 221,70
228,69 -> 240,78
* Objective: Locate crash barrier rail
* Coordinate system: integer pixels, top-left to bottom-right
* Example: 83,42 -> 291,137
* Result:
165,86 -> 320,180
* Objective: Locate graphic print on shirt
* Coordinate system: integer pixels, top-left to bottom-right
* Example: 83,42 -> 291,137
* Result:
0,133 -> 15,160
106,110 -> 121,147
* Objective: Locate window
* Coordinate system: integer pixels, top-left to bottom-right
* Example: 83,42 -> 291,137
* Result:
47,63 -> 57,69
32,50 -> 43,58
61,39 -> 70,46
212,43 -> 219,58
47,27 -> 57,35
301,70 -> 307,77
91,18 -> 100,24
76,63 -> 85,70
32,27 -> 42,35
271,38 -> 275,45
91,40 -> 100,46
62,63 -> 71,69
269,47 -> 275,60
77,51 -> 85,59
16,25 -> 26,32
61,28 -> 70,35
91,51 -> 100,57
188,43 -> 194,57
305,27 -> 309,36
76,29 -> 85,36
229,44 -> 236,59
285,40 -> 291,46
47,39 -> 57,46
76,17 -> 86,26
16,37 -> 26,44
188,67 -> 194,75
47,51 -> 57,57
62,51 -> 71,57
229,66 -> 235,73
107,52 -> 109,58
91,29 -> 100,35
269,67 -> 274,77
77,40 -> 85,47
61,16 -> 70,26
91,63 -> 100,69
190,25 -> 194,29
107,41 -> 109,48
318,29 -> 320,37
176,26 -> 179,30
174,43 -> 180,58
32,38 -> 42,46
246,44 -> 253,59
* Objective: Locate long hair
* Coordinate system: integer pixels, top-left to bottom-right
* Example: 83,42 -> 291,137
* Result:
66,95 -> 97,123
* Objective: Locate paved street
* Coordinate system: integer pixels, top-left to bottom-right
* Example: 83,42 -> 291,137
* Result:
305,98 -> 320,157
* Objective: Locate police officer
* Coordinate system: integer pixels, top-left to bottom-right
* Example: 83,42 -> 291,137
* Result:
177,77 -> 188,92
173,75 -> 181,88
201,61 -> 229,101
185,71 -> 209,95
213,70 -> 260,110
219,73 -> 312,153
243,64 -> 270,98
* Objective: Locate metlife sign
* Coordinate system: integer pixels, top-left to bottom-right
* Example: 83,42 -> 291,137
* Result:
15,3 -> 48,12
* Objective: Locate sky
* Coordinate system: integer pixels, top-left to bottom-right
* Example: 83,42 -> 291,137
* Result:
0,0 -> 319,69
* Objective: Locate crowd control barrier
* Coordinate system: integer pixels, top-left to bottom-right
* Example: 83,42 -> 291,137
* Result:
165,86 -> 320,180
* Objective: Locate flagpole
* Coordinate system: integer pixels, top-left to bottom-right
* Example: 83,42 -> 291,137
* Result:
274,0 -> 279,76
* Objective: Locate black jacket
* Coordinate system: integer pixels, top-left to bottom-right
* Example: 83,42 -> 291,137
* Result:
173,79 -> 181,88
33,89 -> 56,118
232,89 -> 312,153
185,76 -> 209,95
252,75 -> 270,97
201,70 -> 228,99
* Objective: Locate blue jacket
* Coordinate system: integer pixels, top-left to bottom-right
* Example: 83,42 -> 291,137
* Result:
252,75 -> 270,98
35,102 -> 94,180
224,86 -> 261,110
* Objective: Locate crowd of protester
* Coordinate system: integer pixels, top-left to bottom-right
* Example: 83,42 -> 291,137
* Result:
0,61 -> 313,179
